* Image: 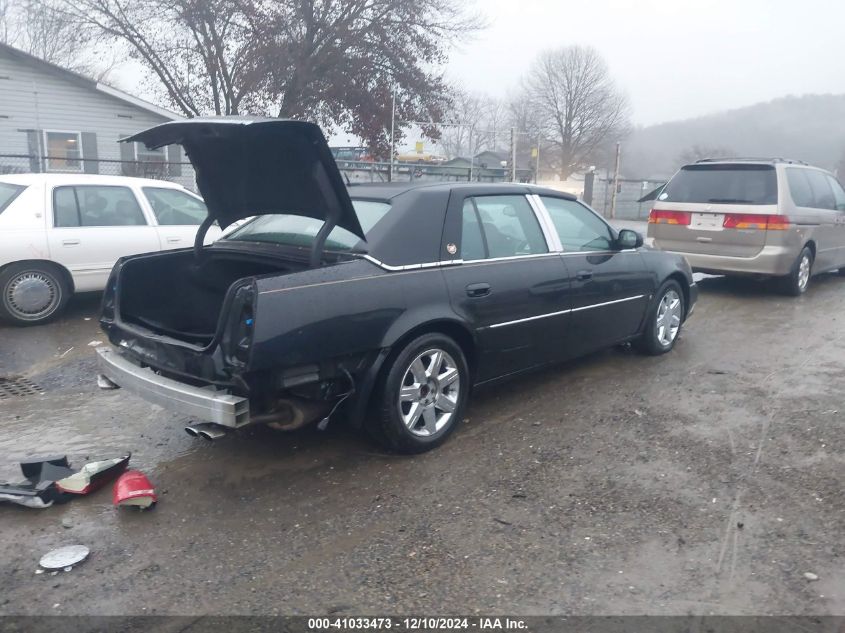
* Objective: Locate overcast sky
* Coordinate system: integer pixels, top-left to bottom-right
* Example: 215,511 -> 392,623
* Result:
447,0 -> 845,126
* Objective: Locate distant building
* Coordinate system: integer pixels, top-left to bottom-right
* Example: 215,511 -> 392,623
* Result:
0,43 -> 193,188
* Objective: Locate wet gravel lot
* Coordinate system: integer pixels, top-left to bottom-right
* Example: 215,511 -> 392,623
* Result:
0,274 -> 843,616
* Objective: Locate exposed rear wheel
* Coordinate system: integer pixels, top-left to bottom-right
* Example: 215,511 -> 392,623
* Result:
0,262 -> 70,325
368,333 -> 469,454
635,280 -> 685,356
780,247 -> 813,296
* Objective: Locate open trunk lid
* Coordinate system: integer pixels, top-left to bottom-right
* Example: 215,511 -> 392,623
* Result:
124,117 -> 364,237
648,163 -> 778,257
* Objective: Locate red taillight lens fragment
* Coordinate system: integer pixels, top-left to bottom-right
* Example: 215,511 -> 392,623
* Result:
649,210 -> 691,225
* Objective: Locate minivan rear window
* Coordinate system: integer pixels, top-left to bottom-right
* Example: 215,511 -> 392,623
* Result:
660,164 -> 777,205
0,182 -> 26,214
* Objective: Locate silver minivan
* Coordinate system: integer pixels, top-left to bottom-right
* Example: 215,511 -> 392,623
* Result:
647,158 -> 845,295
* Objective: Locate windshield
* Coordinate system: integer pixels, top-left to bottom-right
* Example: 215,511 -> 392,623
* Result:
224,200 -> 391,251
660,164 -> 778,205
0,182 -> 26,214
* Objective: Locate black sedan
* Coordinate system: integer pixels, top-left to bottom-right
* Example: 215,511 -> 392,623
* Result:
97,118 -> 697,453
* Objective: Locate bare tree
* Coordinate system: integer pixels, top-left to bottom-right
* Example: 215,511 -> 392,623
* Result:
0,0 -> 101,74
0,0 -> 16,45
438,89 -> 503,159
50,0 -> 259,116
52,0 -> 480,155
525,45 -> 630,180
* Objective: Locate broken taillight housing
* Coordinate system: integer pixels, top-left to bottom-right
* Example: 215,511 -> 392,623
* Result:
100,267 -> 119,320
648,209 -> 691,225
222,283 -> 256,366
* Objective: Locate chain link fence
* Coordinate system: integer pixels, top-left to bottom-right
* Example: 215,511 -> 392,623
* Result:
0,154 -> 530,189
591,177 -> 666,220
0,154 -> 197,190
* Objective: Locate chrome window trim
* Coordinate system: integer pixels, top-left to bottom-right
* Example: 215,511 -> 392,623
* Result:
361,254 -> 463,271
460,252 -> 561,265
359,249 -> 637,272
480,294 -> 647,330
527,194 -> 563,252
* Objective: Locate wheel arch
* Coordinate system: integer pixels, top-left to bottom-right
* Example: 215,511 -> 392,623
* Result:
803,240 -> 817,259
383,319 -> 478,379
346,317 -> 478,429
663,272 -> 691,319
0,259 -> 75,293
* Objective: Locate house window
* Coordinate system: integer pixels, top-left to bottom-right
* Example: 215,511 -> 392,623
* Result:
135,143 -> 168,163
44,131 -> 82,172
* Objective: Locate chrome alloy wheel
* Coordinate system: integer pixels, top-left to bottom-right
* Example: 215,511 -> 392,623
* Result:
398,348 -> 461,437
4,271 -> 60,321
798,252 -> 811,291
655,289 -> 682,347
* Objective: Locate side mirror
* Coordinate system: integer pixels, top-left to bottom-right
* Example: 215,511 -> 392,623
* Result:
617,229 -> 643,249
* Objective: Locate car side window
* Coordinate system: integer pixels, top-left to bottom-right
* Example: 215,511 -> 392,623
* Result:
540,196 -> 614,252
143,187 -> 208,225
461,200 -> 486,260
805,170 -> 836,210
462,195 -> 548,260
826,175 -> 845,211
786,169 -> 813,207
53,186 -> 147,227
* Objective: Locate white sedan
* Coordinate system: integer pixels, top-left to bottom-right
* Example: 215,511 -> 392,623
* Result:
0,173 -> 221,325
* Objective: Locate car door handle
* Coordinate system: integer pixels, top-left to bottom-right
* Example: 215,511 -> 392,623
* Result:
466,283 -> 491,298
166,237 -> 182,243
575,270 -> 593,281
61,239 -> 80,246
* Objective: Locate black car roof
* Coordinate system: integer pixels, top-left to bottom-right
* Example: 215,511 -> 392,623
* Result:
348,181 -> 577,201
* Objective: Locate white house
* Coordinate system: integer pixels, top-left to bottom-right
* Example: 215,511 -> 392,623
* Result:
0,42 -> 195,189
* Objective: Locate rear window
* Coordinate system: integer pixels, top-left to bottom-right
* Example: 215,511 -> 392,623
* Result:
225,200 -> 391,251
660,164 -> 777,205
0,182 -> 26,214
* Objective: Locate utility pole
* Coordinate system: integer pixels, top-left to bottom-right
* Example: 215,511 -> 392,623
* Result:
510,127 -> 517,182
535,135 -> 541,184
610,142 -> 621,219
389,84 -> 396,182
468,126 -> 474,182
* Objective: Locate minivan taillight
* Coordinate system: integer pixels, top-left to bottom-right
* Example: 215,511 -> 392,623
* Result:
722,214 -> 791,230
649,210 -> 691,225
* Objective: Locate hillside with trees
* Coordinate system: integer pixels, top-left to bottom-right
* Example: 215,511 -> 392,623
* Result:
624,94 -> 845,180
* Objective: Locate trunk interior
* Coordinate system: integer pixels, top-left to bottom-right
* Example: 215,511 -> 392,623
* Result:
118,249 -> 303,345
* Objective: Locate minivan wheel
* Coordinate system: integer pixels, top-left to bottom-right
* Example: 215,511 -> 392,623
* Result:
780,247 -> 813,296
369,333 -> 469,454
0,262 -> 71,325
634,280 -> 685,356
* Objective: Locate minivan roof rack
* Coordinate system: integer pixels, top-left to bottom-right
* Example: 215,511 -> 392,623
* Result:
694,157 -> 808,165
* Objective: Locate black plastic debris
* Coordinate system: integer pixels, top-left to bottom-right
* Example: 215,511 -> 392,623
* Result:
0,479 -> 62,509
20,456 -> 74,483
0,453 -> 131,509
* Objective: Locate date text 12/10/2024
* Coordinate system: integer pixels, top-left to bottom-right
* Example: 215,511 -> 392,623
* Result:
308,617 -> 529,630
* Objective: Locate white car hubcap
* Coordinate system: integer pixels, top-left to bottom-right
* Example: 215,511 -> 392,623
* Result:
4,272 -> 59,320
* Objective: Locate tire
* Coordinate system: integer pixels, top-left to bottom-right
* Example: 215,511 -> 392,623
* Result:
634,280 -> 685,356
0,262 -> 71,325
780,246 -> 813,296
368,333 -> 469,454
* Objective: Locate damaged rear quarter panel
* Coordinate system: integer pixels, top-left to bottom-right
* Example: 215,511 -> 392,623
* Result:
249,258 -> 455,372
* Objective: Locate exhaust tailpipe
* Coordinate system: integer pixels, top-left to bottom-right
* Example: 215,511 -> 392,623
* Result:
185,422 -> 229,441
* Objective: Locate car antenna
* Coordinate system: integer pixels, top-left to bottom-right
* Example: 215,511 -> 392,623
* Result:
343,171 -> 351,186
